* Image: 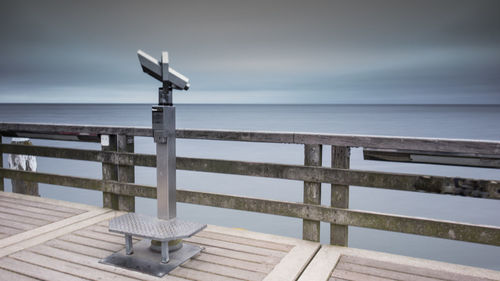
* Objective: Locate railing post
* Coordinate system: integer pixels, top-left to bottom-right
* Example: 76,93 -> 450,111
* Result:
303,144 -> 322,242
0,135 -> 3,192
9,138 -> 39,196
102,134 -> 118,209
331,146 -> 350,246
117,135 -> 135,212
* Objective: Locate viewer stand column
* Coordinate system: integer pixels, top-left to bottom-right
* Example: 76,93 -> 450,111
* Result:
331,146 -> 350,246
303,144 -> 322,242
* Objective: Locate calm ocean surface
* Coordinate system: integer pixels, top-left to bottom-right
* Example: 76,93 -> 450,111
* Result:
1,104 -> 499,270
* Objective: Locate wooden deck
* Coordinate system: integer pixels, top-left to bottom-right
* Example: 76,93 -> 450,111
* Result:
0,191 -> 498,281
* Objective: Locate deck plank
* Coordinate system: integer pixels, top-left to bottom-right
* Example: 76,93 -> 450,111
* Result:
0,256 -> 88,281
0,209 -> 112,250
332,269 -> 394,281
196,230 -> 293,252
29,244 -> 189,281
336,261 -> 443,281
11,250 -> 139,281
0,268 -> 39,281
0,211 -> 50,226
58,233 -> 124,252
0,196 -> 84,215
0,205 -> 60,222
0,200 -> 72,218
171,266 -> 244,281
194,252 -> 274,273
187,242 -> 282,264
46,238 -> 114,258
185,236 -> 287,258
0,225 -> 23,235
0,217 -> 39,230
182,259 -> 267,281
340,255 -> 491,281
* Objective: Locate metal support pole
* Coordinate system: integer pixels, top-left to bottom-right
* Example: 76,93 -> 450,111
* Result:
161,241 -> 169,264
303,144 -> 322,242
125,235 -> 133,255
331,146 -> 350,246
153,87 -> 177,220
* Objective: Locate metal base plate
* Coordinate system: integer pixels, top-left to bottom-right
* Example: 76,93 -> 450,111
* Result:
99,239 -> 203,277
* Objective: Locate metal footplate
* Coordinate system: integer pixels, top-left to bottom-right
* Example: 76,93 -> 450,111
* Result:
100,213 -> 206,277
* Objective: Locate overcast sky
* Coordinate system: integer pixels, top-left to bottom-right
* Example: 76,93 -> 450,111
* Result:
1,0 -> 499,104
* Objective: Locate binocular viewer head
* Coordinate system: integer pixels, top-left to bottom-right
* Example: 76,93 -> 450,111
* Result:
138,50 -> 190,91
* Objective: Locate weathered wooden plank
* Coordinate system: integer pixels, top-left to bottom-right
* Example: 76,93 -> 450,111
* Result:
0,200 -> 72,219
297,246 -> 341,281
0,190 -> 100,211
185,236 -> 287,258
58,233 -> 124,252
0,256 -> 88,281
11,250 -> 139,281
0,196 -> 83,215
0,122 -> 152,137
331,146 -> 350,246
196,231 -> 293,252
73,228 -> 137,244
182,259 -> 266,281
364,148 -> 500,168
0,267 -> 38,281
46,238 -> 113,259
0,143 -> 155,167
0,209 -> 107,249
171,266 -> 243,281
0,217 -> 37,231
0,212 -> 48,226
336,261 -> 443,281
0,205 -> 60,222
0,168 -> 157,199
332,269 -> 391,281
179,190 -> 500,246
303,144 -> 322,242
194,252 -> 274,274
340,255 -> 490,281
186,242 -> 281,265
2,122 -> 500,154
3,144 -> 499,199
263,242 -> 320,281
0,225 -> 22,235
177,158 -> 500,199
0,210 -> 114,257
29,244 -> 187,281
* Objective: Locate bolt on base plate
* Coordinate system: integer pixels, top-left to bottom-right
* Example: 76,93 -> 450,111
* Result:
100,239 -> 203,277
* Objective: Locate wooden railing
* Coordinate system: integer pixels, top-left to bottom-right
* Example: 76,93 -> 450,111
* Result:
0,122 -> 499,247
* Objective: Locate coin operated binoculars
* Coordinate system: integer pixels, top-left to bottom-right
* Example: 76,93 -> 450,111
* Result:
101,50 -> 205,277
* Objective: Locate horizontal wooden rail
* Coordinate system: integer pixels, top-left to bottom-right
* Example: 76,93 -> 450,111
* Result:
2,122 -> 500,155
364,148 -> 500,168
2,144 -> 499,199
0,168 -> 498,246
